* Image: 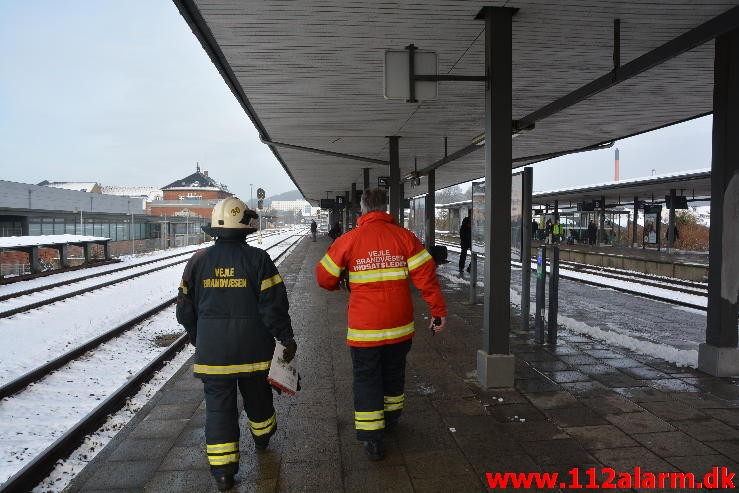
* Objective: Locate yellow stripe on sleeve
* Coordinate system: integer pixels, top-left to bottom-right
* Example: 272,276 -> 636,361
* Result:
260,274 -> 283,291
407,249 -> 432,270
319,253 -> 342,277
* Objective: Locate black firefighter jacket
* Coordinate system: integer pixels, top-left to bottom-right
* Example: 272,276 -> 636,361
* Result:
176,238 -> 294,379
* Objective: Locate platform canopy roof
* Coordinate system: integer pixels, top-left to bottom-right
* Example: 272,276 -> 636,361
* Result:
532,168 -> 712,207
173,1 -> 738,203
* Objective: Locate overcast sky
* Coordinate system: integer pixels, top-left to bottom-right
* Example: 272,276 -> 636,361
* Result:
0,1 -> 713,201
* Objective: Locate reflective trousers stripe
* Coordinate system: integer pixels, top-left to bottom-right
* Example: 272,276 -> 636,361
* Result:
249,413 -> 277,436
206,441 -> 238,454
208,452 -> 240,466
355,409 -> 385,431
384,394 -> 404,412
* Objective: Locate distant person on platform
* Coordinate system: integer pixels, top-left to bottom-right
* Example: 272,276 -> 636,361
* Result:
666,224 -> 679,243
587,220 -> 598,245
310,219 -> 318,242
176,197 -> 297,492
315,188 -> 447,462
459,216 -> 472,274
545,218 -> 553,244
531,219 -> 539,241
552,219 -> 564,244
328,220 -> 343,241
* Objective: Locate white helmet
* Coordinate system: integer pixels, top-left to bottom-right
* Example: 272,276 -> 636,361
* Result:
203,197 -> 258,236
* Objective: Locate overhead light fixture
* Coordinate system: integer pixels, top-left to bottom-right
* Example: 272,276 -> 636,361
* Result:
404,157 -> 422,187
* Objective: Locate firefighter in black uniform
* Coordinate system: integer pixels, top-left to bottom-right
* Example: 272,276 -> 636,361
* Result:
176,197 -> 297,492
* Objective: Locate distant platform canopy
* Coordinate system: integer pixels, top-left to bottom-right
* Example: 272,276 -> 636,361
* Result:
0,235 -> 110,249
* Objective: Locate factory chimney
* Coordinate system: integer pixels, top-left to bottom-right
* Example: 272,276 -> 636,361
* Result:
614,148 -> 620,182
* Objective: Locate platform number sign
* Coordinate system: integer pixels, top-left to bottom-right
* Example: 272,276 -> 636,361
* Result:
335,195 -> 345,209
377,176 -> 390,189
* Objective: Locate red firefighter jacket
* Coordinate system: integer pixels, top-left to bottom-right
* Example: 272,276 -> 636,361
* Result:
315,211 -> 447,347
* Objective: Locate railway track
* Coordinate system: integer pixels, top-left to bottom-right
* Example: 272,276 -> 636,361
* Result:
436,239 -> 708,311
0,232 -> 304,493
0,230 -> 287,318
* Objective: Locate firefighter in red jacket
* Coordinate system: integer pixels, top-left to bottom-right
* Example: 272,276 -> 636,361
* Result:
177,197 -> 296,492
315,188 -> 447,460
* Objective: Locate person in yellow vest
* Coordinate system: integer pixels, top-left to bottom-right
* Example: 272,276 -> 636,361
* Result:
552,219 -> 564,244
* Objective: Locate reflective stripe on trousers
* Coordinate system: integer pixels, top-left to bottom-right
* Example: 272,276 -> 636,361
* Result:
350,339 -> 412,441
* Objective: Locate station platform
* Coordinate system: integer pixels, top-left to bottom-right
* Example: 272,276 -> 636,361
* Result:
528,242 -> 708,282
67,237 -> 738,492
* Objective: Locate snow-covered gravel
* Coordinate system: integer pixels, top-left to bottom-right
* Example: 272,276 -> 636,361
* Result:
0,227 -> 306,489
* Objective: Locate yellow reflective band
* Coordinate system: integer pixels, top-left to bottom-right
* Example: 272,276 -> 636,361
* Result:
407,249 -> 432,270
248,414 -> 276,430
384,403 -> 403,412
208,453 -> 240,466
249,414 -> 276,436
179,280 -> 188,295
193,361 -> 271,375
383,394 -> 404,404
206,442 -> 238,453
260,274 -> 283,291
320,254 -> 341,277
355,420 -> 385,431
354,410 -> 384,420
347,322 -> 415,343
348,268 -> 408,284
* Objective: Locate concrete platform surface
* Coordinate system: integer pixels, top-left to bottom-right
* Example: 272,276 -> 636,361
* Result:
66,237 -> 738,492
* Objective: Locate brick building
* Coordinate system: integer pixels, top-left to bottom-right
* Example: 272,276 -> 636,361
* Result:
149,165 -> 232,219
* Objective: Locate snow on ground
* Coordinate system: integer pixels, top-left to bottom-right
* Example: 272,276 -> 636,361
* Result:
0,235 -> 110,249
436,246 -> 705,367
0,267 -> 184,384
0,244 -> 205,297
0,308 -> 187,484
0,227 -> 305,489
35,345 -> 195,492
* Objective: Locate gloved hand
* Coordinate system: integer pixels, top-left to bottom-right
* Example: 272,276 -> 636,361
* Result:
282,340 -> 297,363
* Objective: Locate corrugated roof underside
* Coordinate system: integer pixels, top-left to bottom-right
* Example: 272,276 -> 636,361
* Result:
190,0 -> 736,201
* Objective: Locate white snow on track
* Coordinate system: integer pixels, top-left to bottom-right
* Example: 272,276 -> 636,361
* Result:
0,227 -> 306,489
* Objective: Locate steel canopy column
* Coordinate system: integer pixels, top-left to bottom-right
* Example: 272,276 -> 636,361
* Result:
667,188 -> 677,250
425,170 -> 436,249
477,6 -> 516,388
363,168 -> 370,191
344,191 -> 350,229
700,28 -> 739,377
632,196 -> 639,247
598,195 -> 606,245
520,167 -> 533,334
388,137 -> 401,221
350,182 -> 357,228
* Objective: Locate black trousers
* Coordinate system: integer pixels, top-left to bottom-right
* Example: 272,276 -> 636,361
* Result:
202,374 -> 275,475
459,246 -> 469,272
350,339 -> 412,441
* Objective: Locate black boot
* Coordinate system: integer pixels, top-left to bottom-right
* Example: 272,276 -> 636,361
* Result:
213,473 -> 235,491
363,439 -> 386,461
